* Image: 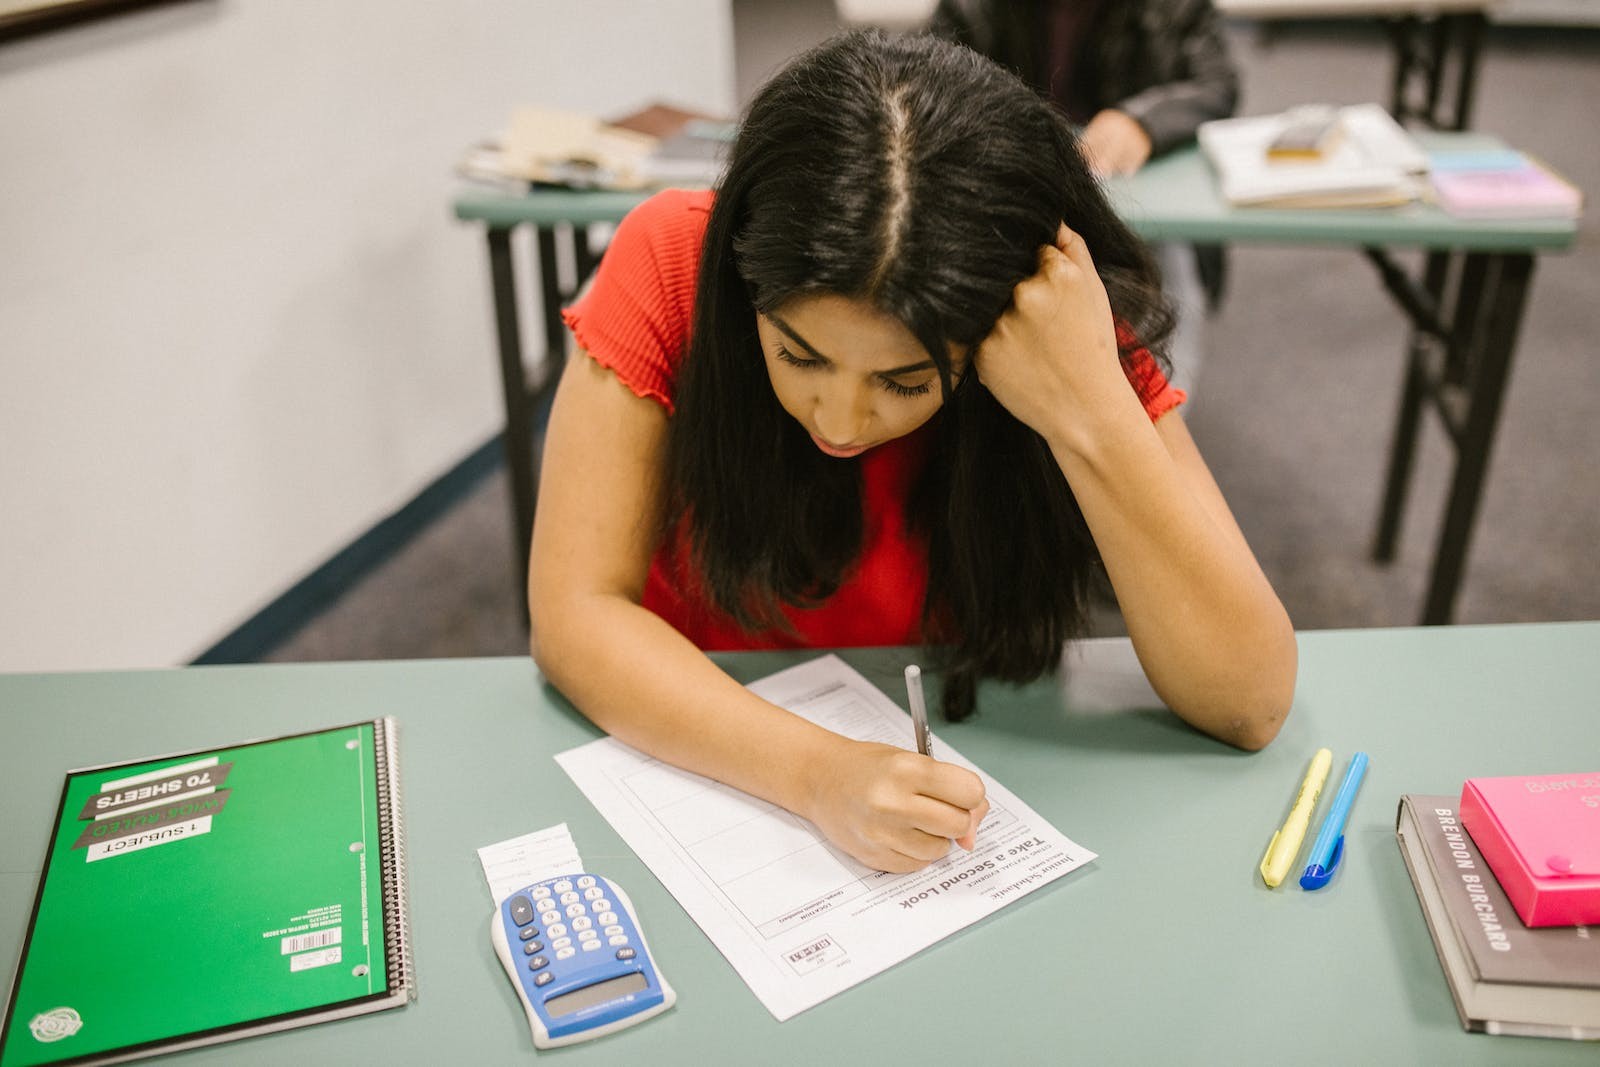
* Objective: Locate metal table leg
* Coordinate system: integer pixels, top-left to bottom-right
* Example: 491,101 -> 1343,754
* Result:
487,227 -> 536,612
1421,252 -> 1535,624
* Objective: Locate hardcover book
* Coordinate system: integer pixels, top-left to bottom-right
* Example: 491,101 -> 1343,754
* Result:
1460,773 -> 1600,927
1394,795 -> 1600,1041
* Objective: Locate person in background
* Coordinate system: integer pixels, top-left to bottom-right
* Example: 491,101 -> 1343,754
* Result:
529,31 -> 1294,877
929,0 -> 1240,392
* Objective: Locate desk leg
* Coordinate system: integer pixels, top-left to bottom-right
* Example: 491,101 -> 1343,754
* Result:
1383,12 -> 1486,131
1421,252 -> 1535,625
1373,250 -> 1453,562
487,228 -> 536,612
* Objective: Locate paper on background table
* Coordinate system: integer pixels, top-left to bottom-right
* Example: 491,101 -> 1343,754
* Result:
477,823 -> 585,906
555,654 -> 1096,1021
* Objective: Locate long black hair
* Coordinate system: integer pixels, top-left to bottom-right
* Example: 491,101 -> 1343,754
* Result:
664,30 -> 1174,720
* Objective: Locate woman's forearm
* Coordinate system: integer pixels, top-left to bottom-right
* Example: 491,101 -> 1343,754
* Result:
530,593 -> 846,815
1047,408 -> 1297,750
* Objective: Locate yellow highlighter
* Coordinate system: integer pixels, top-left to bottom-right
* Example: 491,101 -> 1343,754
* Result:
1259,748 -> 1333,887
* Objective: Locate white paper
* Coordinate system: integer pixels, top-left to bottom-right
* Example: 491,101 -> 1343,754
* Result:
555,654 -> 1096,1021
1197,102 -> 1429,206
477,823 -> 586,906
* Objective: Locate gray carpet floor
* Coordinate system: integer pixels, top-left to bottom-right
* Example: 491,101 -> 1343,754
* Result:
267,12 -> 1598,666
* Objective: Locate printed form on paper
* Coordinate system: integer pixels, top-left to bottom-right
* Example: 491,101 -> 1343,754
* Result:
554,654 -> 1096,1021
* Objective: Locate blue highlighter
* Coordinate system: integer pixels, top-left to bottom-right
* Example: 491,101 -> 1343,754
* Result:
1299,752 -> 1370,890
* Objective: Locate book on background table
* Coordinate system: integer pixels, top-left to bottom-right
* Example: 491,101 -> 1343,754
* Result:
1428,150 -> 1584,220
459,101 -> 733,193
1394,795 -> 1600,1042
0,720 -> 413,1067
1198,103 -> 1429,208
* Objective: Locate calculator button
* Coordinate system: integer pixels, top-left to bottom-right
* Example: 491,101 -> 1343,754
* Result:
518,925 -> 540,941
591,898 -> 611,913
578,929 -> 599,942
526,956 -> 549,971
551,937 -> 572,950
577,876 -> 596,889
534,971 -> 555,987
553,880 -> 573,894
546,923 -> 567,938
566,903 -> 586,918
581,940 -> 603,952
604,925 -> 624,937
571,916 -> 592,931
540,910 -> 560,927
598,912 -> 618,926
616,948 -> 636,961
531,886 -> 552,900
509,897 -> 535,926
522,940 -> 545,955
609,935 -> 630,946
583,886 -> 604,900
560,891 -> 580,905
556,947 -> 576,960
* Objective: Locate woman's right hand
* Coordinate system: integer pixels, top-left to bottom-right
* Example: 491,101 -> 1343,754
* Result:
801,738 -> 989,873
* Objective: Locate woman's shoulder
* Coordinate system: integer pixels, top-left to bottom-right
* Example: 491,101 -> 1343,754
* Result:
601,187 -> 715,312
616,187 -> 715,259
559,188 -> 715,413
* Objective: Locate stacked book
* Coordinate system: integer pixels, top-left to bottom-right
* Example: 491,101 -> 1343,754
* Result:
457,102 -> 734,194
1197,103 -> 1430,209
1395,775 -> 1600,1041
1427,150 -> 1584,220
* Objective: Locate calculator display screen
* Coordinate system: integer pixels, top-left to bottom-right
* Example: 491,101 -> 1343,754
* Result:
544,971 -> 649,1018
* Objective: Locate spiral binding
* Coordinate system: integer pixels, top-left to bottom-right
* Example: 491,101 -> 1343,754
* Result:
372,716 -> 416,1000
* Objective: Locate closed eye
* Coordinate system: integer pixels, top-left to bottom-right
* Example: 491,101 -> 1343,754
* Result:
880,376 -> 933,398
773,343 -> 824,371
773,344 -> 935,399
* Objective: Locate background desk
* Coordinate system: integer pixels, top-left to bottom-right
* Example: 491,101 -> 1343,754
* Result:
1216,0 -> 1492,130
453,130 -> 1575,628
2,623 -> 1596,1063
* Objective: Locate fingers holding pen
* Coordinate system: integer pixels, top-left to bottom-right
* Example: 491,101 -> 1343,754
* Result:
810,743 -> 989,872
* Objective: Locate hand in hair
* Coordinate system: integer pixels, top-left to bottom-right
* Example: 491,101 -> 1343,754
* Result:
973,223 -> 1151,459
801,740 -> 989,874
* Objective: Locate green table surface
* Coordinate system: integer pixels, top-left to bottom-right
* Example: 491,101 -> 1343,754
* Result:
3,623 -> 1596,1064
453,131 -> 1578,253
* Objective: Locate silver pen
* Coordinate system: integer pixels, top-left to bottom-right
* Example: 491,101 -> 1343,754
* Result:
904,664 -> 931,757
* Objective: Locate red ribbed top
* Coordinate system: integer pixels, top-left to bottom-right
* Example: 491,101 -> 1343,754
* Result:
561,188 -> 1185,650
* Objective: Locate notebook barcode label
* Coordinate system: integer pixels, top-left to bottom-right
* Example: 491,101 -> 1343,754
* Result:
280,927 -> 342,955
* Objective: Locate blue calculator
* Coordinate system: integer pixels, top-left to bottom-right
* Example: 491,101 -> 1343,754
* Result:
490,873 -> 675,1048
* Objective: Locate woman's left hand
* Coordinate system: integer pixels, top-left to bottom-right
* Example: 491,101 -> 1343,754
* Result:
974,223 -> 1142,454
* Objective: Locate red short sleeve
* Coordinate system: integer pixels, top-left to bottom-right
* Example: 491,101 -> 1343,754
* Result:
1117,322 -> 1187,422
560,188 -> 714,413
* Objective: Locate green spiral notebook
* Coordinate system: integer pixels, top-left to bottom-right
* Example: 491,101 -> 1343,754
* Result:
0,719 -> 413,1066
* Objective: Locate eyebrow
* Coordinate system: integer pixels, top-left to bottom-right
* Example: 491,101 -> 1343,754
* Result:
767,312 -> 937,377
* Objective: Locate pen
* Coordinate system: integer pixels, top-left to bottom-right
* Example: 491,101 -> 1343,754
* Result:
1299,751 -> 1370,890
904,664 -> 931,757
1259,747 -> 1332,887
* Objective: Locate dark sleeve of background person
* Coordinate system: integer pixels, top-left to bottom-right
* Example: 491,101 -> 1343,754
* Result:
1094,0 -> 1240,157
928,0 -> 1240,158
926,0 -> 1045,83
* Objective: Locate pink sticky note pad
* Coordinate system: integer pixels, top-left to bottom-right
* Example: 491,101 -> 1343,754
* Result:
1459,773 -> 1600,928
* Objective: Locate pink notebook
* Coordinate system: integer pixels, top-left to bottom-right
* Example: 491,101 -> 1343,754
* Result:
1459,773 -> 1600,927
1430,157 -> 1583,220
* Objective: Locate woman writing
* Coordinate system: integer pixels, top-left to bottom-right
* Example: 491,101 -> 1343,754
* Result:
529,31 -> 1296,875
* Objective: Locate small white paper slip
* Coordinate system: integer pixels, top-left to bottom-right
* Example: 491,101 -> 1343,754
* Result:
477,823 -> 586,905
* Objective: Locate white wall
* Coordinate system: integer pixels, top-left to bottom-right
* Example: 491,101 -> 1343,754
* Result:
0,0 -> 735,672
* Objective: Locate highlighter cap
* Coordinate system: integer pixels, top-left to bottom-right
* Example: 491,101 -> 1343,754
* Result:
1298,835 -> 1345,890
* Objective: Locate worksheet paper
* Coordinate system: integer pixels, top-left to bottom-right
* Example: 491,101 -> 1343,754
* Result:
554,654 -> 1096,1021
